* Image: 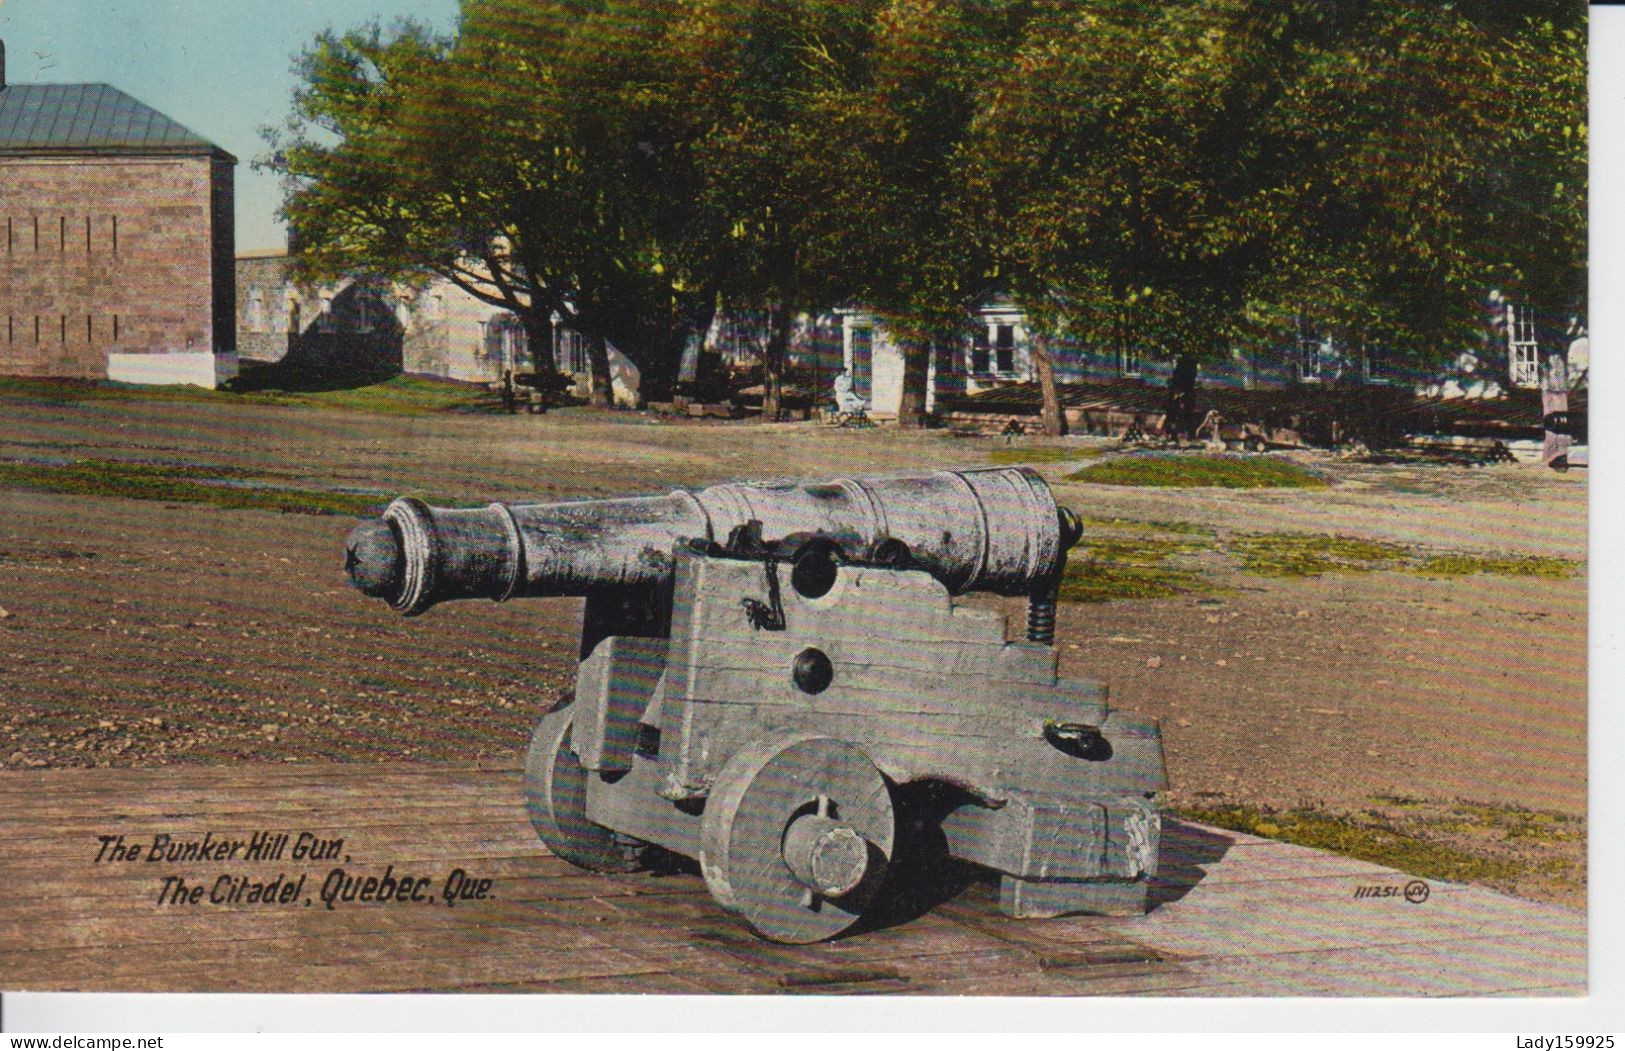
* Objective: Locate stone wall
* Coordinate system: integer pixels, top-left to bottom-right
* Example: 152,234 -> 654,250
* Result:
0,154 -> 233,383
237,254 -> 500,382
234,254 -> 642,403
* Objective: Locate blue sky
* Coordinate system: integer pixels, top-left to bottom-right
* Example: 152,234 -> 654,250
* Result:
0,0 -> 461,251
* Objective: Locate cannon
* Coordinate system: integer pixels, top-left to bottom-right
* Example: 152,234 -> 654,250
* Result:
344,467 -> 1165,943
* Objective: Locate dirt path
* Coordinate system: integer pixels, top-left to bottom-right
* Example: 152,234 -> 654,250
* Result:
0,393 -> 1588,906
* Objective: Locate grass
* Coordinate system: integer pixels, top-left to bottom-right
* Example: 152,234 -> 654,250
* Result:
1079,515 -> 1215,537
0,375 -> 227,406
1180,797 -> 1586,900
251,375 -> 494,415
1226,533 -> 1581,580
1055,519 -> 1580,597
1421,800 -> 1586,844
987,445 -> 1112,465
1059,533 -> 1217,603
1176,803 -> 1527,886
1229,532 -> 1414,577
1411,553 -> 1577,579
0,458 -> 389,516
1069,453 -> 1328,489
0,374 -> 492,416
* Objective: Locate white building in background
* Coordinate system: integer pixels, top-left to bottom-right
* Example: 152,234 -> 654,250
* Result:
835,299 -> 1033,419
836,290 -> 1584,418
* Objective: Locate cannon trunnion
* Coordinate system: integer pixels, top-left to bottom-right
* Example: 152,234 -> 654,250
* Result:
345,467 -> 1166,943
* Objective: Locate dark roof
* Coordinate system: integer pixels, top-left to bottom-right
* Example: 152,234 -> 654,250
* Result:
0,83 -> 232,159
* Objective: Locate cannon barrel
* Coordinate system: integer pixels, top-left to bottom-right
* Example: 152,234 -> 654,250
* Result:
345,466 -> 1080,616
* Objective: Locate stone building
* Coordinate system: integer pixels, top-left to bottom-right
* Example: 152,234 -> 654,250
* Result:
235,252 -> 641,405
0,41 -> 236,387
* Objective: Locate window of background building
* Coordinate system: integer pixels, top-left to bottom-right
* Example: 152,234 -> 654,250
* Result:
1120,342 -> 1142,378
1300,335 -> 1345,382
1361,341 -> 1387,380
995,325 -> 1015,373
1507,304 -> 1539,388
558,330 -> 587,374
970,327 -> 990,374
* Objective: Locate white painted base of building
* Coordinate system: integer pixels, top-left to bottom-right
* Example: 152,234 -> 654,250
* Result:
107,351 -> 238,389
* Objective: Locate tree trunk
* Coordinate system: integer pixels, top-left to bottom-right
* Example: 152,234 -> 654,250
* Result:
1031,331 -> 1066,437
520,311 -> 554,378
587,332 -> 613,409
1541,347 -> 1571,468
1166,352 -> 1199,440
762,304 -> 791,420
896,338 -> 931,429
643,358 -> 680,405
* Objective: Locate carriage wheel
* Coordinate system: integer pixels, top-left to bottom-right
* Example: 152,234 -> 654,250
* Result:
700,736 -> 895,943
523,707 -> 645,872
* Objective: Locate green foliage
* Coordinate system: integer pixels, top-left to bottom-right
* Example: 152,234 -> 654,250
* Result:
235,375 -> 495,415
1228,532 -> 1412,576
1228,533 -> 1580,579
1411,553 -> 1576,579
264,5 -> 721,399
0,459 -> 385,516
968,0 -> 1586,368
0,375 -> 490,416
1068,454 -> 1328,489
267,0 -> 1585,399
985,445 -> 1111,465
1176,803 -> 1530,887
264,22 -> 455,288
1080,516 -> 1215,537
1059,533 -> 1215,603
661,0 -> 882,411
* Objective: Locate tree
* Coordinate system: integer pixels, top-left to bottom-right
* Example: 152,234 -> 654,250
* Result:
266,2 -> 723,405
264,21 -> 575,378
968,0 -> 1585,435
659,0 -> 881,417
813,0 -> 1041,428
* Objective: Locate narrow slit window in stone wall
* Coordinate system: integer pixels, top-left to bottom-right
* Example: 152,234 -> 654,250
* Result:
86,315 -> 93,343
34,217 -> 40,251
85,217 -> 92,253
113,315 -> 120,342
111,216 -> 118,256
60,315 -> 66,343
59,216 -> 66,253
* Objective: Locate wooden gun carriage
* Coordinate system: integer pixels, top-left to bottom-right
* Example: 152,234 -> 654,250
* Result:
344,467 -> 1165,942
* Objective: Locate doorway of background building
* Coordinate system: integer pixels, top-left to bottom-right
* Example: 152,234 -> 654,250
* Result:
850,326 -> 872,399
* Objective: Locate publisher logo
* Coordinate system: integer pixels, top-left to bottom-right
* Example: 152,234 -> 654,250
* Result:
1352,879 -> 1431,903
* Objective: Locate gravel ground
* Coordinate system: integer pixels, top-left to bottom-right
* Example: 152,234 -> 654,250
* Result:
0,393 -> 1588,906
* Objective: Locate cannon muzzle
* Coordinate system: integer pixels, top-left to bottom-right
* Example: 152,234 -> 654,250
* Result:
346,467 -> 1078,615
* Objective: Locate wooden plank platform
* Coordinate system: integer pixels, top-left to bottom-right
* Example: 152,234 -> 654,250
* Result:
0,762 -> 1585,996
